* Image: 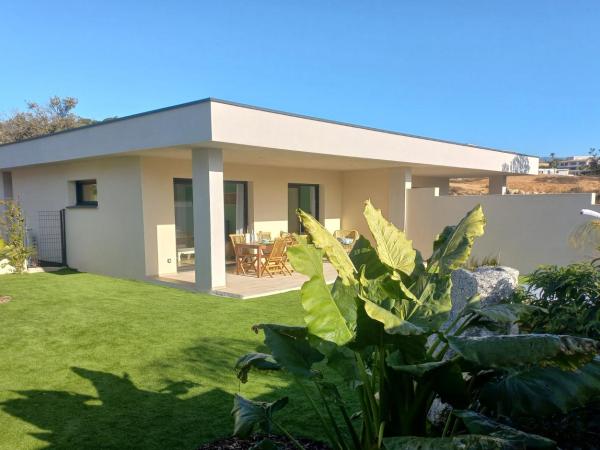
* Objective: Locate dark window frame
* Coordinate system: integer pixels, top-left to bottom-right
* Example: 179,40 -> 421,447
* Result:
223,180 -> 249,239
75,179 -> 98,207
288,183 -> 320,233
173,178 -> 249,241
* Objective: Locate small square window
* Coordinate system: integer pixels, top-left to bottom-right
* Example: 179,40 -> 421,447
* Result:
75,180 -> 98,206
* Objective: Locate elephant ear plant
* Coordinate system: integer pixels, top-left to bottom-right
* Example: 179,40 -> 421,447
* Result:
232,201 -> 600,450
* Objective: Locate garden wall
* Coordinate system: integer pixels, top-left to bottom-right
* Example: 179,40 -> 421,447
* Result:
406,188 -> 600,273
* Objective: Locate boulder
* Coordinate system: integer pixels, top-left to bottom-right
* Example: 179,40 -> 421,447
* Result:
0,258 -> 27,275
428,265 -> 520,427
450,266 -> 519,319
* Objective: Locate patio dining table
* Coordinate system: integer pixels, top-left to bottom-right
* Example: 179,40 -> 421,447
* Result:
234,241 -> 273,277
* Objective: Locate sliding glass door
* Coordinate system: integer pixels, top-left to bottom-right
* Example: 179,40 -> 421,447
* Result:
288,183 -> 319,233
174,179 -> 248,268
173,179 -> 194,268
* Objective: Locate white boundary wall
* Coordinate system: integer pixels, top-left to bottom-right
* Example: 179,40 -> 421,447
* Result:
406,188 -> 600,273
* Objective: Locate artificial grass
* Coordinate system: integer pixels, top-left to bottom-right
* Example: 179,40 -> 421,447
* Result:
0,270 -> 338,449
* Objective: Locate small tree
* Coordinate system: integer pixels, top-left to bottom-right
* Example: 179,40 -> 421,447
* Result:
0,96 -> 96,145
0,200 -> 34,273
588,148 -> 600,175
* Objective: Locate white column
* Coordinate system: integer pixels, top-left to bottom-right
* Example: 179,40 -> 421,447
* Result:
388,167 -> 412,231
489,175 -> 507,195
192,148 -> 226,291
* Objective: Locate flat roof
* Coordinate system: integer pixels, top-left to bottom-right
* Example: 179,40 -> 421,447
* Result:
0,97 -> 539,175
0,97 -> 532,157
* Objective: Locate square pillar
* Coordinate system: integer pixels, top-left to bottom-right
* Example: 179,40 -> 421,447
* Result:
192,148 -> 226,290
388,167 -> 412,231
489,175 -> 507,195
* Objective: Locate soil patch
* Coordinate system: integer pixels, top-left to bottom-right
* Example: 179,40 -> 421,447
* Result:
197,434 -> 329,450
450,175 -> 600,197
0,295 -> 12,304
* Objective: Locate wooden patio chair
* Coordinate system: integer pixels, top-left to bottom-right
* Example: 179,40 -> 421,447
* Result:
260,237 -> 292,277
280,231 -> 298,246
333,229 -> 359,253
229,234 -> 257,275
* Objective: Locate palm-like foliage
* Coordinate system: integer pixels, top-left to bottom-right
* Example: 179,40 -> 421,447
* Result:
232,201 -> 600,449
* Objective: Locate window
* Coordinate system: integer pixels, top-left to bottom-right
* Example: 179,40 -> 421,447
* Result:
75,180 -> 98,206
172,179 -> 249,266
224,181 -> 248,238
288,183 -> 319,233
2,172 -> 13,200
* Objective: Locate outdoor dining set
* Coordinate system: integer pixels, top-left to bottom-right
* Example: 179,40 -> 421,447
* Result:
229,229 -> 359,278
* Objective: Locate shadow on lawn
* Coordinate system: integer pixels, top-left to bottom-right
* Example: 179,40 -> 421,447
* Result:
1,367 -> 233,449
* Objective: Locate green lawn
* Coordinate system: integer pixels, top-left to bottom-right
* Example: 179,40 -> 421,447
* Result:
0,270 -> 332,449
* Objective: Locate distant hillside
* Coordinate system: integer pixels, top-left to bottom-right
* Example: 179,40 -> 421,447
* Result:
450,175 -> 600,197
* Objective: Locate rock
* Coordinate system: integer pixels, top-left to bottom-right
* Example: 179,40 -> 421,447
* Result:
0,258 -> 27,275
428,266 -> 520,427
0,258 -> 16,275
427,397 -> 451,429
450,266 -> 519,319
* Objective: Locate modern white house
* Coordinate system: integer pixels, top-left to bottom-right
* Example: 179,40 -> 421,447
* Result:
557,156 -> 592,175
0,98 -> 597,295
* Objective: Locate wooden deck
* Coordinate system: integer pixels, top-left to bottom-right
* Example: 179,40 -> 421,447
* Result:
154,262 -> 338,299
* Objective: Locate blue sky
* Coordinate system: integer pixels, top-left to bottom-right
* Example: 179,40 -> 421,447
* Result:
1,1 -> 598,157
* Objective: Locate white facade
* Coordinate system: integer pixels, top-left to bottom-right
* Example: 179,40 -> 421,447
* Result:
557,156 -> 591,175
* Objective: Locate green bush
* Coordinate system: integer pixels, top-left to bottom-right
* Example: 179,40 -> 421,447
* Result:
232,202 -> 600,450
519,263 -> 600,340
0,200 -> 34,273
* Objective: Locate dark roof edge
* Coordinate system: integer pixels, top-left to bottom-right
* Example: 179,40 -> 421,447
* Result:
0,97 -> 537,158
0,98 -> 212,148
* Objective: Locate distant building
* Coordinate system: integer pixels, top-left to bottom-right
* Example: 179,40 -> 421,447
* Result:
556,156 -> 592,175
538,168 -> 571,176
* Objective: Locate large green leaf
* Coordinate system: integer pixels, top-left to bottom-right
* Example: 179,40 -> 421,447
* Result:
253,324 -> 324,378
408,273 -> 453,331
454,410 -> 556,449
480,357 -> 600,417
350,300 -> 428,356
363,200 -> 416,275
387,354 -> 469,407
428,204 -> 486,275
296,208 -> 356,284
386,355 -> 451,376
234,353 -> 281,383
287,244 -> 357,345
231,394 -> 288,437
448,334 -> 600,370
384,435 -> 518,450
363,299 -> 426,335
349,235 -> 389,279
315,338 -> 360,385
467,303 -> 546,325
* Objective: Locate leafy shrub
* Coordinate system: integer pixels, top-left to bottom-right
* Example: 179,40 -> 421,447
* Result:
0,200 -> 34,273
232,202 -> 600,450
518,263 -> 600,340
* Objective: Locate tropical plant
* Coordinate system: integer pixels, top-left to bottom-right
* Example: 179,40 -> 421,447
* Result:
0,200 -> 34,273
516,263 -> 600,340
233,201 -> 600,450
570,218 -> 600,262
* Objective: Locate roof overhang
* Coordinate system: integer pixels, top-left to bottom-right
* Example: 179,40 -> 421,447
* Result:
0,98 -> 539,176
